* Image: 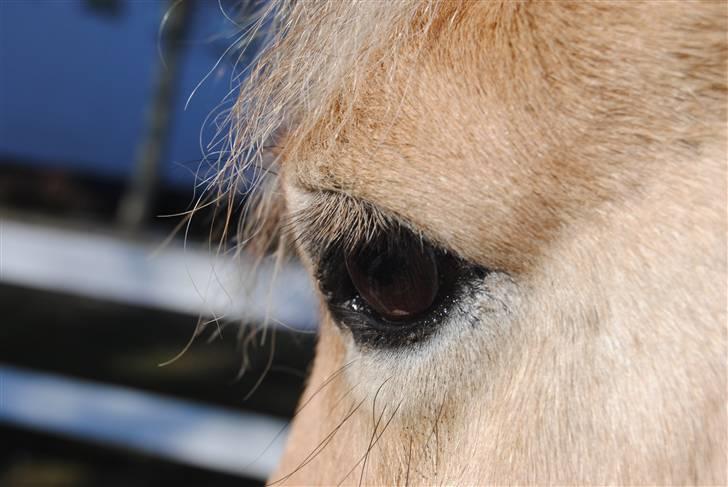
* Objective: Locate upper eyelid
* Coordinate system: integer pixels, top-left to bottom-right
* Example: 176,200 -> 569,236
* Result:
286,190 -> 406,258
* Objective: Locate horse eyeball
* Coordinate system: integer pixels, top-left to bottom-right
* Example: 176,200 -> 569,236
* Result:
345,239 -> 438,321
314,212 -> 490,348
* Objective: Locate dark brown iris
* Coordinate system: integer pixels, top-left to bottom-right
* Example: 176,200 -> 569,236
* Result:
345,238 -> 438,321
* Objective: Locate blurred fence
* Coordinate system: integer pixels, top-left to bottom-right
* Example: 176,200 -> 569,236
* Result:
0,2 -> 316,485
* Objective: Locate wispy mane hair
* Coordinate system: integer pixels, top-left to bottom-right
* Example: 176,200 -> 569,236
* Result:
223,0 -> 442,256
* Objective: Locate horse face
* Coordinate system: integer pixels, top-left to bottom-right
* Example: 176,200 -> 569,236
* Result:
256,1 -> 726,484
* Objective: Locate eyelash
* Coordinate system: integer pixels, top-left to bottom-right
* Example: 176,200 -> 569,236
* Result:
285,191 -> 397,260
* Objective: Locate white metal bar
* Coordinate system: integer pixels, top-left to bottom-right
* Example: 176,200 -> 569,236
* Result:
0,218 -> 318,331
0,364 -> 289,480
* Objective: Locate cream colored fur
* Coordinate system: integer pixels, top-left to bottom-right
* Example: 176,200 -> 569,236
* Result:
229,1 -> 727,484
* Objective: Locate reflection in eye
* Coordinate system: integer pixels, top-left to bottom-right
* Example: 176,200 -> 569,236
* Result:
345,237 -> 439,322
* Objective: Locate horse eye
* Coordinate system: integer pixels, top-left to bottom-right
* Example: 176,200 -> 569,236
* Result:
315,225 -> 486,348
344,238 -> 438,321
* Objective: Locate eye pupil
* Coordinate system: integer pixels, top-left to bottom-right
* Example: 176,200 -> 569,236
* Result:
345,237 -> 439,321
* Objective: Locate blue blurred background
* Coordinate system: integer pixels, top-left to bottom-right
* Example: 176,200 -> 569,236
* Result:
0,2 -> 316,485
2,0 -> 240,184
